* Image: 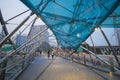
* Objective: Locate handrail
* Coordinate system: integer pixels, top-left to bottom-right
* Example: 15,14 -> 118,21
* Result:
81,45 -> 120,73
0,27 -> 48,64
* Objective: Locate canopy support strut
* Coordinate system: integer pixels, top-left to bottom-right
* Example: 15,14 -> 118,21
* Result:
99,27 -> 120,68
0,12 -> 33,48
0,10 -> 16,50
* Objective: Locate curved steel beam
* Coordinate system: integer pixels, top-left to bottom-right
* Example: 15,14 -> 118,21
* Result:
0,10 -> 16,50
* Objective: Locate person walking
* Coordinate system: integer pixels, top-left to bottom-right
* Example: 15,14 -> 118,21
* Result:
51,50 -> 54,60
47,50 -> 50,60
39,50 -> 42,56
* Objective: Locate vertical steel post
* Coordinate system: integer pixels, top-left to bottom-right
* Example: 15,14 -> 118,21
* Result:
109,57 -> 115,72
83,54 -> 86,65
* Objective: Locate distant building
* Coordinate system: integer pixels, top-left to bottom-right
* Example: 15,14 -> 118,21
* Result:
28,25 -> 49,42
16,35 -> 27,45
27,25 -> 50,51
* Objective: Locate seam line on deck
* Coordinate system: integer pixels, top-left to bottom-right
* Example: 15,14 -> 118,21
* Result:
35,60 -> 53,80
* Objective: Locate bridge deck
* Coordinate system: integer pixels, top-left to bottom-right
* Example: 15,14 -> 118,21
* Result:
16,55 -> 120,80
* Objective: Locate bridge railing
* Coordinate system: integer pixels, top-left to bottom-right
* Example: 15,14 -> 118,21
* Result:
58,46 -> 120,76
0,50 -> 35,80
89,46 -> 120,55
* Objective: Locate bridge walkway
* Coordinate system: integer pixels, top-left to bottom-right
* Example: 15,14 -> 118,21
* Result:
16,55 -> 120,80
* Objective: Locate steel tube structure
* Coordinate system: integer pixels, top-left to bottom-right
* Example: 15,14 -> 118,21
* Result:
0,27 -> 48,64
5,9 -> 30,23
0,12 -> 33,48
99,27 -> 120,68
0,10 -> 16,50
13,17 -> 37,42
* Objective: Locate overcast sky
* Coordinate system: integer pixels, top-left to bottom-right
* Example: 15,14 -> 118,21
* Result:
0,0 -> 45,35
0,0 -> 119,46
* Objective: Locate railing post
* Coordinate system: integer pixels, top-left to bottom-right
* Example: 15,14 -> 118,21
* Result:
84,55 -> 86,65
109,57 -> 115,72
21,52 -> 25,69
71,54 -> 73,61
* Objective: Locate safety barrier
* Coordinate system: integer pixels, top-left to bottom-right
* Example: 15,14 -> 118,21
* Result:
0,51 -> 35,80
59,52 -> 120,76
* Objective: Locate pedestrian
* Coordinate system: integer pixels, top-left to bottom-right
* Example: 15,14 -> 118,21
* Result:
39,50 -> 42,56
47,50 -> 50,59
51,50 -> 54,60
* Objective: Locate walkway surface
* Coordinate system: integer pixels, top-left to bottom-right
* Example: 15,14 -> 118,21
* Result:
16,55 -> 120,80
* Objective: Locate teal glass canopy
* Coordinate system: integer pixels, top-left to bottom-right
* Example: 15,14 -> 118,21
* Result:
20,0 -> 120,49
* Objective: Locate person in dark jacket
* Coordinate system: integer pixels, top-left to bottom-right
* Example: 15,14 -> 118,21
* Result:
47,50 -> 50,59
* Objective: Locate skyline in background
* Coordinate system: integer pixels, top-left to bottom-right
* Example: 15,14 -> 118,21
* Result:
0,0 -> 119,46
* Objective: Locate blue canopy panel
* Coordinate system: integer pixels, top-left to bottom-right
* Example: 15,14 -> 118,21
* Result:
20,0 -> 120,49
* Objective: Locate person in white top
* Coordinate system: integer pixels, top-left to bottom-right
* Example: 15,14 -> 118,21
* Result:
51,49 -> 55,60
